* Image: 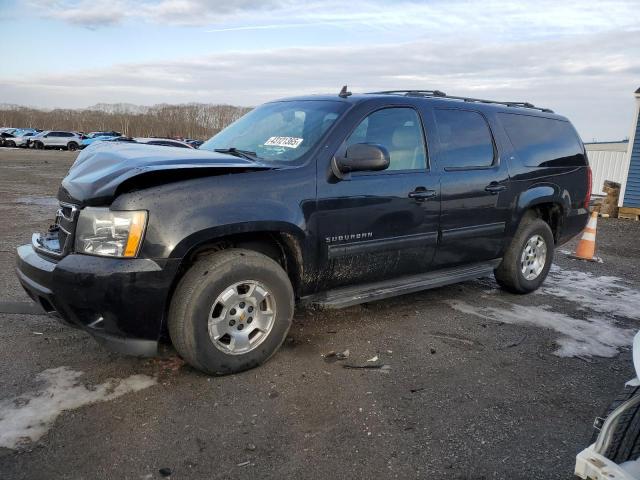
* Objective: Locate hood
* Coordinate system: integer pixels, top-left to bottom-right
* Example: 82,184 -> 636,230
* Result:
59,141 -> 272,204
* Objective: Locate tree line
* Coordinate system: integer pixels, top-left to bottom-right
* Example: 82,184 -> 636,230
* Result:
0,103 -> 252,140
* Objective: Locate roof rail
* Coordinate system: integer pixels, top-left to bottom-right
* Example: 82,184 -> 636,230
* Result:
366,90 -> 554,113
371,90 -> 447,97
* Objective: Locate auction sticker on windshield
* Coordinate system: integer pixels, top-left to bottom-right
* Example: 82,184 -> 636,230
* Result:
264,136 -> 304,148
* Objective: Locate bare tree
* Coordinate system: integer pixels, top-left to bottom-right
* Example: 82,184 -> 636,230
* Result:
0,103 -> 251,140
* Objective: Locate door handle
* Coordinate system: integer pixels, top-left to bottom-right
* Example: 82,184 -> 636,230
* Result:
485,183 -> 507,194
408,188 -> 437,201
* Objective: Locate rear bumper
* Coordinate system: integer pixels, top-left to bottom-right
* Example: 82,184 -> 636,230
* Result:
16,244 -> 181,356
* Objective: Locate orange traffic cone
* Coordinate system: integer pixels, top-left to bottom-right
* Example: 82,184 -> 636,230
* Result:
572,211 -> 598,261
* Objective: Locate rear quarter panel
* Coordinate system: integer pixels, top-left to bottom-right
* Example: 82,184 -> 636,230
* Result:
494,111 -> 590,246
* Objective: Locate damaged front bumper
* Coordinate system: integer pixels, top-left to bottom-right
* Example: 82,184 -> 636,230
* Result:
15,238 -> 181,357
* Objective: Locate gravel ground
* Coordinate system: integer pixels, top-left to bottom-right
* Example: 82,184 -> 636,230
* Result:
0,148 -> 639,480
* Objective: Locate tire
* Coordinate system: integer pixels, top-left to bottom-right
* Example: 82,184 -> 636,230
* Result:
67,142 -> 78,151
591,385 -> 640,463
5,140 -> 15,148
34,141 -> 44,150
168,249 -> 294,375
494,215 -> 554,293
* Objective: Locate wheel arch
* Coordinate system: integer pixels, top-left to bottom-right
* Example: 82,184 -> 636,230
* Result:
160,225 -> 307,339
513,184 -> 569,243
182,230 -> 305,296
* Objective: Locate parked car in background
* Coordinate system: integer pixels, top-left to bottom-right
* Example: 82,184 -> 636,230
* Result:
103,136 -> 137,143
31,131 -> 83,151
4,130 -> 38,148
0,131 -> 15,147
80,131 -> 122,149
85,131 -> 121,138
10,128 -> 40,137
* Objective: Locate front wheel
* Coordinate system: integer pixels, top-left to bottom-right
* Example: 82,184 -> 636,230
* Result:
67,142 -> 78,151
494,216 -> 554,293
168,249 -> 294,375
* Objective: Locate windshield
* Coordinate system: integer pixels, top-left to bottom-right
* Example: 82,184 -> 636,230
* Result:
200,100 -> 348,165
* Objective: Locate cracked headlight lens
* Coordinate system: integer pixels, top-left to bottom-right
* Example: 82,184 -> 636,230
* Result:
75,208 -> 147,258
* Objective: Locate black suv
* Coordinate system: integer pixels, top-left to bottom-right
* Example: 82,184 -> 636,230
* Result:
16,89 -> 591,375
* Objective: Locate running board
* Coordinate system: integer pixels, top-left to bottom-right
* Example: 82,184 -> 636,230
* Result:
303,260 -> 500,309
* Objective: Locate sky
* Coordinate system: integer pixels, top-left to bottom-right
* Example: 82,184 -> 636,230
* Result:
0,0 -> 639,141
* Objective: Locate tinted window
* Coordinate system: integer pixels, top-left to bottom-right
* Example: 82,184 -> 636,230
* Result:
434,109 -> 494,168
499,113 -> 585,167
345,108 -> 427,171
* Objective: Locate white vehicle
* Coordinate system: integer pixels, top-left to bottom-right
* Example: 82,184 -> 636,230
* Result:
576,331 -> 640,479
4,130 -> 38,148
31,131 -> 83,151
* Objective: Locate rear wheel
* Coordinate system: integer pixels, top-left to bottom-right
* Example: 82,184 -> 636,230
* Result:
168,249 -> 294,375
494,215 -> 554,293
34,141 -> 44,150
5,140 -> 15,148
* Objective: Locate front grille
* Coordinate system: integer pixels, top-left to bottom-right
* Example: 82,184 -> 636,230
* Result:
34,202 -> 79,257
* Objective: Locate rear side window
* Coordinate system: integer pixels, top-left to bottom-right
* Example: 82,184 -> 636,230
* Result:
434,109 -> 494,169
498,113 -> 585,167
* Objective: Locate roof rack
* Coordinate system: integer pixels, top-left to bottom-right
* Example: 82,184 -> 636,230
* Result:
367,90 -> 554,113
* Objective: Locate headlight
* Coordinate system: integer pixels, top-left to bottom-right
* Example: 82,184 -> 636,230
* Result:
75,208 -> 147,258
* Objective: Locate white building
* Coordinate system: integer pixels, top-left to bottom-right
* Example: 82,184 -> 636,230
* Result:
584,86 -> 640,207
585,141 -> 629,196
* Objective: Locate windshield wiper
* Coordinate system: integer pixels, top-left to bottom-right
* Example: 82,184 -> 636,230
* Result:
214,147 -> 260,162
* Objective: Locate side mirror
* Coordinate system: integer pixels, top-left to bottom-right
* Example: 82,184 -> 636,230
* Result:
332,143 -> 390,179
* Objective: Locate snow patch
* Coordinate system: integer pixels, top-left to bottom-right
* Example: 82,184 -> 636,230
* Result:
0,367 -> 156,449
540,266 -> 640,320
446,299 -> 635,358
